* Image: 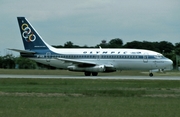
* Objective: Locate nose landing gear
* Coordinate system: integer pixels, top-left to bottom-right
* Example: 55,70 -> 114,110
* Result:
149,70 -> 154,77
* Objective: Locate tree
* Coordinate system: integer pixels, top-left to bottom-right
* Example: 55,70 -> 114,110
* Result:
108,38 -> 123,48
158,41 -> 174,53
52,45 -> 64,48
1,54 -> 15,69
123,41 -> 143,49
95,40 -> 108,48
123,41 -> 175,54
64,41 -> 74,48
175,43 -> 180,48
15,57 -> 37,69
0,56 -> 3,68
175,43 -> 180,55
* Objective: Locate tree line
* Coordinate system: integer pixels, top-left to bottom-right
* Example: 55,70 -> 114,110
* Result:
1,38 -> 180,69
53,38 -> 180,55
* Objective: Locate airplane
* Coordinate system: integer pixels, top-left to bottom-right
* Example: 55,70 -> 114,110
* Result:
10,17 -> 173,77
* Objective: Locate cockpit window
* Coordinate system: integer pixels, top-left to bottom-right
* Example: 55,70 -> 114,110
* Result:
154,54 -> 164,59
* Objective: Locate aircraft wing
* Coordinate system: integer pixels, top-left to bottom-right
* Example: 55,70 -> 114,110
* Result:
57,58 -> 96,66
8,49 -> 36,54
57,58 -> 115,69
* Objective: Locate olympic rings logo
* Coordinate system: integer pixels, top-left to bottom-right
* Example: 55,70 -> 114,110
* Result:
21,23 -> 36,42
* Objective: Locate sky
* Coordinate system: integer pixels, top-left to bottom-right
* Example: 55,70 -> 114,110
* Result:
0,0 -> 180,56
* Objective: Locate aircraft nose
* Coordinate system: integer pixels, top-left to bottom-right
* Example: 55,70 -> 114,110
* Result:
168,59 -> 173,65
166,59 -> 173,70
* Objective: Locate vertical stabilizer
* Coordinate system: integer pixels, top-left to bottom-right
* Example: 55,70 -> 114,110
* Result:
17,17 -> 50,50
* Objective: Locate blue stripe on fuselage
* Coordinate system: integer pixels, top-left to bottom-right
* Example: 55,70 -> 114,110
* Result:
22,52 -> 166,60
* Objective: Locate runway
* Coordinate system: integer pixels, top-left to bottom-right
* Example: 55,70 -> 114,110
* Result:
0,74 -> 180,80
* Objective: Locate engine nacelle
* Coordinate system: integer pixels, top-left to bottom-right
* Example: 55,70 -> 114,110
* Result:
67,65 -> 105,72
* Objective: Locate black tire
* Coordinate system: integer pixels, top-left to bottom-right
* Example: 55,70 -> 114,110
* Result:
92,72 -> 98,76
149,73 -> 153,77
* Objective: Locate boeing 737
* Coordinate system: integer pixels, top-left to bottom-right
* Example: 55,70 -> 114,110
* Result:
10,17 -> 173,77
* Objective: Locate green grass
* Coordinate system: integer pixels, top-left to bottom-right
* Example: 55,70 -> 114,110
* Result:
1,96 -> 180,117
0,69 -> 180,117
0,78 -> 180,117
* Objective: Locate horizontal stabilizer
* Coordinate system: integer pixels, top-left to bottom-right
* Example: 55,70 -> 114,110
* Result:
8,48 -> 36,54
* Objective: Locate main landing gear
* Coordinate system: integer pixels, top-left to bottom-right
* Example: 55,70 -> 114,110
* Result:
84,72 -> 98,76
149,73 -> 153,77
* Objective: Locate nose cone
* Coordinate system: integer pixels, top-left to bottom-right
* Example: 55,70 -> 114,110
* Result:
167,59 -> 173,65
170,59 -> 173,65
165,59 -> 173,70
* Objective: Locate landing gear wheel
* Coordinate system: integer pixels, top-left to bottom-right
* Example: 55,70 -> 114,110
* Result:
149,73 -> 153,77
84,72 -> 91,76
92,72 -> 98,76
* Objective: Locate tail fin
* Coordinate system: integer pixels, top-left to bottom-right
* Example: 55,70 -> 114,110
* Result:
17,17 -> 50,50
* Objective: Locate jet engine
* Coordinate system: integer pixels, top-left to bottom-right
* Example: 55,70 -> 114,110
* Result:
67,65 -> 105,72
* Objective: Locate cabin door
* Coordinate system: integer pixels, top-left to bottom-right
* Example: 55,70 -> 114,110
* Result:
46,52 -> 51,62
143,53 -> 148,63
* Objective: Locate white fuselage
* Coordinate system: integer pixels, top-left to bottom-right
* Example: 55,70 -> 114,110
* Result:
29,48 -> 173,71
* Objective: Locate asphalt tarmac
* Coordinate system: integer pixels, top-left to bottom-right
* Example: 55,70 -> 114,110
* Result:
0,74 -> 179,80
